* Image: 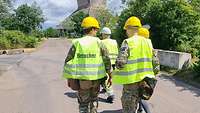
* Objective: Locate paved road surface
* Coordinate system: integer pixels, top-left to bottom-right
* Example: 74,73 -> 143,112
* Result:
0,39 -> 200,113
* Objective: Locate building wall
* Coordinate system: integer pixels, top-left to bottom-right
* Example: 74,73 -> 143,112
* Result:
89,0 -> 107,17
155,49 -> 191,69
90,0 -> 106,7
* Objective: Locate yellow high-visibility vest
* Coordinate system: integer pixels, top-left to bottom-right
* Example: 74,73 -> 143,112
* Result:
113,36 -> 155,84
63,36 -> 106,80
101,39 -> 118,65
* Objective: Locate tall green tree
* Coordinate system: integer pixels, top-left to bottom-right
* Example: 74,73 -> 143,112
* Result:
115,0 -> 200,55
70,11 -> 89,37
1,3 -> 45,34
14,3 -> 45,33
0,0 -> 13,28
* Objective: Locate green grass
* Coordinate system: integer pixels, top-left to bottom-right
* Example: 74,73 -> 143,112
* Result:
160,65 -> 179,74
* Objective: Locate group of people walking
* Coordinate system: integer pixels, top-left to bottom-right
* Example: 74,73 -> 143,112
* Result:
63,16 -> 160,113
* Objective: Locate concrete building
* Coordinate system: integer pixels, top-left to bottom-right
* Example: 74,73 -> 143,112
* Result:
155,49 -> 192,69
56,24 -> 67,37
89,0 -> 107,17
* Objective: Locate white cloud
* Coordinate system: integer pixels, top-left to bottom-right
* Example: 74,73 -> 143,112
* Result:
13,0 -> 123,28
108,0 -> 124,15
14,0 -> 78,28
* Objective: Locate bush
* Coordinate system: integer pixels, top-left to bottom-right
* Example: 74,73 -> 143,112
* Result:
31,30 -> 44,39
44,27 -> 59,37
24,36 -> 37,48
176,35 -> 200,56
0,37 -> 11,49
1,30 -> 26,48
114,0 -> 200,52
0,30 -> 38,49
193,61 -> 200,74
193,50 -> 200,75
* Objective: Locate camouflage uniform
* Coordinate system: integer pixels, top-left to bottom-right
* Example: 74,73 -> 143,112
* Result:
65,40 -> 111,113
116,40 -> 160,113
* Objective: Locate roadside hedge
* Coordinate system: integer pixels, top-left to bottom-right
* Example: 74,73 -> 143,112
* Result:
0,30 -> 38,50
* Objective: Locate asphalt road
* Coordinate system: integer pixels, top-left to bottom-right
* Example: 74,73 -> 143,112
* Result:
0,39 -> 200,113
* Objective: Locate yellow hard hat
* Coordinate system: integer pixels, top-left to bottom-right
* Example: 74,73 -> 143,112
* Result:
138,27 -> 150,38
81,16 -> 100,29
124,16 -> 142,30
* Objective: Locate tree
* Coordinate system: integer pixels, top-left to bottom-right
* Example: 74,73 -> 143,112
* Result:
44,27 -> 59,37
94,7 -> 114,27
14,3 -> 45,33
0,0 -> 13,28
67,11 -> 89,37
93,7 -> 118,34
0,0 -> 12,17
1,3 -> 45,34
115,0 -> 200,55
62,17 -> 75,31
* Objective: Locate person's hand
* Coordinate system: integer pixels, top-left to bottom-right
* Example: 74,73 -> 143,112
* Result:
107,72 -> 112,87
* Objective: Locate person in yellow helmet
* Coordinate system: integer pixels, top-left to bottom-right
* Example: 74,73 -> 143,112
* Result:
138,27 -> 150,38
137,27 -> 160,113
113,16 -> 156,113
138,27 -> 160,75
138,27 -> 153,48
63,17 -> 111,113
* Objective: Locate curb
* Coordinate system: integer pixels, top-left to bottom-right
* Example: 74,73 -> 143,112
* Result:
0,39 -> 47,55
6,49 -> 24,55
0,50 -> 3,55
0,48 -> 33,55
0,50 -> 7,55
23,48 -> 37,53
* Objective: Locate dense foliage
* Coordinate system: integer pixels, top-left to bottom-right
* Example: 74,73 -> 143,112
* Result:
1,3 -> 45,34
115,0 -> 200,57
0,30 -> 38,49
43,27 -> 59,38
62,9 -> 117,38
0,2 -> 44,50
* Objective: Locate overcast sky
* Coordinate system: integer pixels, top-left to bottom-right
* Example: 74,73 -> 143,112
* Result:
14,0 -> 123,29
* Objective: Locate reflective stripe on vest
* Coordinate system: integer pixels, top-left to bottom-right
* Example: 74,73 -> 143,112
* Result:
101,39 -> 118,64
113,36 -> 155,84
63,36 -> 106,80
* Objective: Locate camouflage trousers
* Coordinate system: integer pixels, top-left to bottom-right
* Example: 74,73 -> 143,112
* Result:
78,80 -> 101,113
121,82 -> 141,113
101,74 -> 114,97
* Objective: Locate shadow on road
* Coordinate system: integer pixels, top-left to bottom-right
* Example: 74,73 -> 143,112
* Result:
100,109 -> 122,113
64,92 -> 77,98
160,74 -> 200,97
98,97 -> 108,103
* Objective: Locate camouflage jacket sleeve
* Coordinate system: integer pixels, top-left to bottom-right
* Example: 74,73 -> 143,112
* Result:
99,41 -> 112,73
116,41 -> 130,69
64,44 -> 76,64
152,50 -> 160,75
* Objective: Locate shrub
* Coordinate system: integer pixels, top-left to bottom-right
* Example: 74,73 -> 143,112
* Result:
0,37 -> 11,49
24,36 -> 37,48
114,0 -> 200,52
31,30 -> 44,39
193,50 -> 200,75
0,30 -> 38,49
1,30 -> 26,48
